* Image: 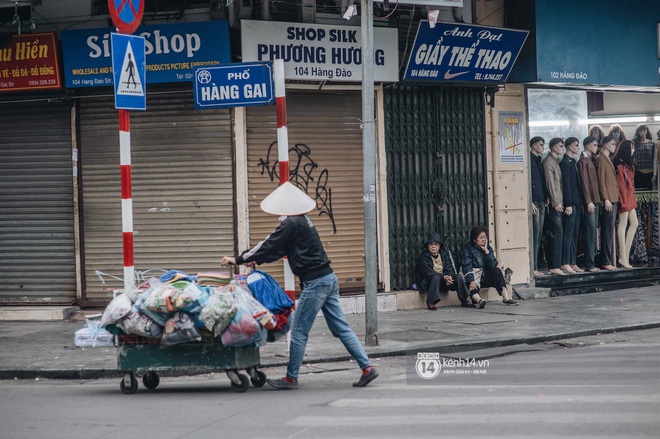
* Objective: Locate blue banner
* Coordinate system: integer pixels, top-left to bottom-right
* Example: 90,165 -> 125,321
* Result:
193,62 -> 274,109
404,21 -> 528,83
61,21 -> 230,88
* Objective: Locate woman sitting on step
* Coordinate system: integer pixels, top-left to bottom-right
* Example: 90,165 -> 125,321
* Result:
460,226 -> 519,306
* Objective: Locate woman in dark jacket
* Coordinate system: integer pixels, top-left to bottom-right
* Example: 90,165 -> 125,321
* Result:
417,233 -> 485,310
460,226 -> 519,306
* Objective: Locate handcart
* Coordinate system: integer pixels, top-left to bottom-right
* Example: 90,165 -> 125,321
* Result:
116,333 -> 267,394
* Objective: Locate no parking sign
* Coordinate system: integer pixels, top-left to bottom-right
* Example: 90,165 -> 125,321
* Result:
108,0 -> 145,34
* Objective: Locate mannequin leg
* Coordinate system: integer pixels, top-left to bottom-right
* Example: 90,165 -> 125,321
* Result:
617,210 -> 632,268
624,209 -> 639,266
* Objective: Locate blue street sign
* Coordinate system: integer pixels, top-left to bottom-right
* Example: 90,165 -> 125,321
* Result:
404,21 -> 528,83
111,33 -> 146,110
193,62 -> 274,110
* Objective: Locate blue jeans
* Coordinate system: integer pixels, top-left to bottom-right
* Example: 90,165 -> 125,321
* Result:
287,273 -> 371,379
546,208 -> 564,269
532,201 -> 546,270
581,204 -> 600,270
562,204 -> 582,266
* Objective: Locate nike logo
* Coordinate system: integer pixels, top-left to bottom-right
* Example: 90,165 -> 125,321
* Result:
444,70 -> 470,80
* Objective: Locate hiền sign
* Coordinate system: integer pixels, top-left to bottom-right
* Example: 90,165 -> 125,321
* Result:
0,33 -> 61,92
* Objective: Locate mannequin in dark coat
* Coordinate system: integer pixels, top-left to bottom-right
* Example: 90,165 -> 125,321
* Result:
417,233 -> 485,310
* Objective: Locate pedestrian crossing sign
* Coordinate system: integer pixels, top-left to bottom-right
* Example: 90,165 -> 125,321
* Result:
111,33 -> 146,110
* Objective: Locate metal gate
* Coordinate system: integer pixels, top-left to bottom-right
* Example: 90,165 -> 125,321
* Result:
0,96 -> 76,304
384,85 -> 488,290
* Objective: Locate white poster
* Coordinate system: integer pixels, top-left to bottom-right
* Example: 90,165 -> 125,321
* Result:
498,111 -> 525,164
241,20 -> 399,82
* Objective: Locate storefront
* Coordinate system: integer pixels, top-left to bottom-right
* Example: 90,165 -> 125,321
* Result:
61,21 -> 236,305
76,89 -> 235,305
505,0 -> 660,278
0,33 -> 77,305
385,20 -> 528,290
240,20 -> 399,293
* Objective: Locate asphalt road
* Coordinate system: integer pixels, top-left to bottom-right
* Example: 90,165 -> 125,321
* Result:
2,328 -> 659,439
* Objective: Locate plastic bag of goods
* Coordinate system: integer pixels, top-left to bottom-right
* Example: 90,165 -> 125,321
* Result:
116,306 -> 163,338
100,293 -> 133,326
233,285 -> 277,330
74,317 -> 115,347
161,312 -> 201,345
198,287 -> 238,337
247,270 -> 294,313
219,307 -> 265,348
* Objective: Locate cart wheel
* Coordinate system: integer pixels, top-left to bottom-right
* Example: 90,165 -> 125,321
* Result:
250,370 -> 267,388
120,373 -> 138,395
231,374 -> 250,393
142,372 -> 160,390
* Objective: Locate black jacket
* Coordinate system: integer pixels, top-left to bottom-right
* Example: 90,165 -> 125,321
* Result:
417,234 -> 457,293
460,241 -> 499,283
530,152 -> 547,203
560,154 -> 583,207
236,215 -> 333,282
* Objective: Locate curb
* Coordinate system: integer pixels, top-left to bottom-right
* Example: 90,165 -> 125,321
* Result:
3,321 -> 660,381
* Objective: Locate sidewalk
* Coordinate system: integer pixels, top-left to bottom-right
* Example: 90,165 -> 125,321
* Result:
1,287 -> 659,380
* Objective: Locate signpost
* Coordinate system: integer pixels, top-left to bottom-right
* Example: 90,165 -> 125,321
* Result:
193,62 -> 274,109
108,0 -> 144,292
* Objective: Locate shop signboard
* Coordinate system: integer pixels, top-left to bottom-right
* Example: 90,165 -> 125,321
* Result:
193,62 -> 273,109
61,21 -> 230,88
0,32 -> 62,92
508,0 -> 660,87
241,20 -> 398,82
403,21 -> 528,83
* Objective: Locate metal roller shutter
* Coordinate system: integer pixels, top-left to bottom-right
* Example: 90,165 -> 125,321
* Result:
245,90 -> 366,293
0,97 -> 76,304
78,91 -> 234,305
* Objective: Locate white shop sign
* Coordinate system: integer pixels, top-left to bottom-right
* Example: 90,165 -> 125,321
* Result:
241,20 -> 399,82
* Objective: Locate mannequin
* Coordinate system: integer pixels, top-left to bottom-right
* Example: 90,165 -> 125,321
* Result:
653,129 -> 660,188
589,125 -> 606,146
633,124 -> 654,190
613,140 -> 638,269
595,135 -> 619,271
609,124 -> 627,147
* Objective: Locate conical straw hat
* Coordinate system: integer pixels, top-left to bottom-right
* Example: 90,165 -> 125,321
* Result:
260,181 -> 316,216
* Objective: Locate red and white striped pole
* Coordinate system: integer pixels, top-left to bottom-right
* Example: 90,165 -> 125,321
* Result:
273,59 -> 295,304
119,109 -> 135,291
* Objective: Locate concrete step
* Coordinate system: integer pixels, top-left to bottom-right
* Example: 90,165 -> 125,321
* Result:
0,306 -> 80,321
534,266 -> 660,296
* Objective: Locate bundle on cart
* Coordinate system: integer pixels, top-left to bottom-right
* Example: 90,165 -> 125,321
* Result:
90,270 -> 294,394
99,269 -> 294,347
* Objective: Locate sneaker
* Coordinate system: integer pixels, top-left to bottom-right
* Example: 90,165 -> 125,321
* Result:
477,299 -> 487,309
461,302 -> 476,308
502,299 -> 519,306
427,304 -> 437,311
267,377 -> 299,390
353,366 -> 379,387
